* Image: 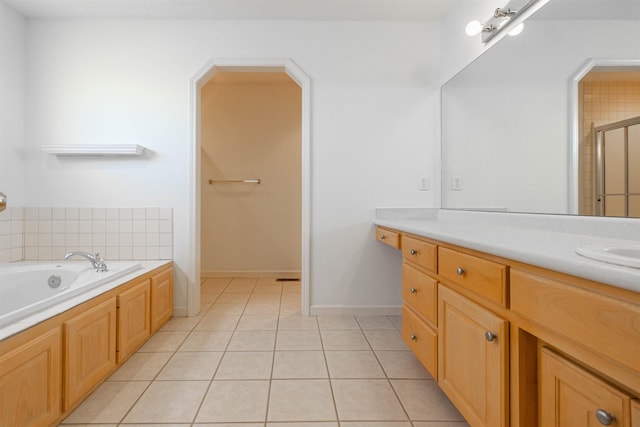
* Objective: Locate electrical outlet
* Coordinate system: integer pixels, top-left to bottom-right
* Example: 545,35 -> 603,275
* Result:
419,176 -> 429,191
452,176 -> 463,191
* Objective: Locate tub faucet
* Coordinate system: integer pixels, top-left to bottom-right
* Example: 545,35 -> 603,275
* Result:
64,251 -> 108,272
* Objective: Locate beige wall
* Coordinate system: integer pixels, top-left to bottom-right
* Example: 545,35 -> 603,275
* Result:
579,78 -> 640,215
200,72 -> 301,275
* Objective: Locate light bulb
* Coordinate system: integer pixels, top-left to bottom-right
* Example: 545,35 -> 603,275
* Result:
465,20 -> 483,36
508,22 -> 524,36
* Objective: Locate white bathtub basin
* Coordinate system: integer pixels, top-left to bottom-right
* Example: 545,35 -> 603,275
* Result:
576,244 -> 640,269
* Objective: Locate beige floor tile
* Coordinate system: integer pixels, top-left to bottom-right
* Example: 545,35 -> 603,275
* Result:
195,314 -> 240,331
202,277 -> 232,288
341,423 -> 411,427
267,379 -> 336,422
389,315 -> 403,330
272,351 -> 328,379
331,379 -> 408,421
138,330 -> 189,352
237,314 -> 279,330
196,380 -> 269,423
62,381 -> 149,423
279,306 -> 302,317
276,329 -> 322,350
216,293 -> 251,304
412,423 -> 470,427
363,329 -> 409,350
107,352 -> 172,381
268,424 -> 337,427
227,330 -> 276,351
376,350 -> 432,379
215,351 -> 273,379
179,330 -> 232,351
249,293 -> 281,303
321,330 -> 371,350
157,351 -> 223,380
253,282 -> 283,292
317,315 -> 359,330
117,424 -> 190,427
200,292 -> 221,304
160,315 -> 202,331
199,301 -> 214,313
243,302 -> 280,316
198,424 -> 262,427
208,303 -> 247,315
123,381 -> 208,423
356,316 -> 397,330
278,313 -> 318,330
391,380 -> 465,421
282,282 -> 301,293
325,351 -> 385,378
59,424 -> 116,427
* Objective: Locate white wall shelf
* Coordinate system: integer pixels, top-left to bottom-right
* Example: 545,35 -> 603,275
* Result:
41,144 -> 146,156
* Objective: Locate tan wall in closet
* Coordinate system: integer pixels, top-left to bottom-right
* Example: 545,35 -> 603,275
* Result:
200,72 -> 301,275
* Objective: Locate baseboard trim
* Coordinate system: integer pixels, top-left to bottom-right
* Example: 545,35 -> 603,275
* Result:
309,305 -> 402,316
201,270 -> 301,279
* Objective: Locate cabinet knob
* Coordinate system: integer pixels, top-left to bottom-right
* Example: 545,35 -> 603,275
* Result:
410,334 -> 417,341
410,249 -> 417,256
485,331 -> 497,342
410,287 -> 417,294
456,267 -> 466,276
595,409 -> 616,426
380,235 -> 386,240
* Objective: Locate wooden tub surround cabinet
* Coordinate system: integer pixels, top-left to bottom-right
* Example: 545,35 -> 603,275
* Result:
0,263 -> 174,427
376,226 -> 640,427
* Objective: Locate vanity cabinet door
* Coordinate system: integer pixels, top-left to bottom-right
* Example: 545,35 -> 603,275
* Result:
117,279 -> 151,363
438,285 -> 509,427
151,267 -> 173,333
0,327 -> 61,427
632,400 -> 640,427
64,298 -> 117,410
540,347 -> 632,427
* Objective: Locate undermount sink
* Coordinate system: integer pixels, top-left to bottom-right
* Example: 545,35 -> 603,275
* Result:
576,244 -> 640,269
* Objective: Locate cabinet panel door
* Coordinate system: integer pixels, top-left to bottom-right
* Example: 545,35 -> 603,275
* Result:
632,400 -> 640,427
64,298 -> 117,409
0,328 -> 61,427
540,347 -> 632,427
151,268 -> 173,333
438,285 -> 509,427
117,279 -> 151,363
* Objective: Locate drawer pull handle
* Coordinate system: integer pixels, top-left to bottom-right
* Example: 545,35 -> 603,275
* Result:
595,409 -> 615,426
456,267 -> 466,276
410,334 -> 417,341
380,235 -> 386,240
485,331 -> 497,342
410,249 -> 417,256
410,287 -> 417,294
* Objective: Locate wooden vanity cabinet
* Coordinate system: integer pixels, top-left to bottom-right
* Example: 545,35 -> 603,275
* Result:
376,226 -> 401,249
117,279 -> 151,363
63,298 -> 117,410
150,268 -> 174,333
0,327 -> 61,427
540,347 -> 633,427
438,284 -> 509,427
632,400 -> 640,427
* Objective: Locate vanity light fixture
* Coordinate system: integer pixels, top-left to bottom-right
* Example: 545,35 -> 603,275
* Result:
465,0 -> 547,43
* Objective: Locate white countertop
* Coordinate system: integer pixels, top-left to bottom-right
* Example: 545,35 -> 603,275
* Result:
0,260 -> 171,341
374,209 -> 640,293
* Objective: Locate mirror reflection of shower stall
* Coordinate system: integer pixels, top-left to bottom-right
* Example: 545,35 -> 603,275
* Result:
594,117 -> 640,217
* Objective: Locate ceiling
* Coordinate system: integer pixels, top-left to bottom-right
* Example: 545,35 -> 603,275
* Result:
2,0 -> 458,20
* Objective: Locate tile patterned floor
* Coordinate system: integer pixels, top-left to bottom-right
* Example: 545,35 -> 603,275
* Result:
60,277 -> 470,427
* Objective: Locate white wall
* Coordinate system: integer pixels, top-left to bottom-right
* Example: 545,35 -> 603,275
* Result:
0,2 -> 26,207
22,19 -> 441,313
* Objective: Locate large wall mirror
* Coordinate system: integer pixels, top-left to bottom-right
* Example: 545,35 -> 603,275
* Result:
441,0 -> 640,217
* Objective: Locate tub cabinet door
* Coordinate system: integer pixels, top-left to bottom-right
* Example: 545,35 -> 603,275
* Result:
64,298 -> 117,410
117,279 -> 151,363
0,327 -> 61,427
151,268 -> 173,333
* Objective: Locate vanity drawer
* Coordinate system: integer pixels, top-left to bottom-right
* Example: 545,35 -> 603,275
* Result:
402,263 -> 437,326
402,236 -> 437,273
402,305 -> 437,378
438,247 -> 507,306
376,227 -> 400,249
511,268 -> 640,377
